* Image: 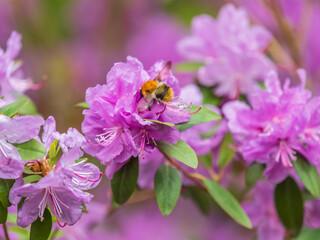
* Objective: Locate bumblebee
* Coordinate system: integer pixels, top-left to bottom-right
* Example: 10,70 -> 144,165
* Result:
140,61 -> 174,110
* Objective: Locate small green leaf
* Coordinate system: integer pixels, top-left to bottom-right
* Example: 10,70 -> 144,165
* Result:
245,163 -> 266,189
15,94 -> 38,116
218,132 -> 235,169
203,179 -> 252,229
0,201 -> 8,224
75,102 -> 89,109
154,165 -> 182,216
111,156 -> 139,204
48,140 -> 59,160
293,153 -> 320,197
82,203 -> 88,213
275,177 -> 304,237
143,119 -> 174,127
30,208 -> 52,240
184,186 -> 211,214
157,140 -> 198,169
176,105 -> 220,131
174,61 -> 204,72
0,97 -> 30,117
13,139 -> 47,161
24,175 -> 42,184
0,179 -> 15,207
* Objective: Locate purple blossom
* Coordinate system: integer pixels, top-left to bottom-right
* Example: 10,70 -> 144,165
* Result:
223,69 -> 312,181
177,4 -> 274,98
9,116 -> 100,227
242,181 -> 285,240
82,56 -> 191,178
10,169 -> 92,228
0,31 -> 41,106
0,115 -> 44,179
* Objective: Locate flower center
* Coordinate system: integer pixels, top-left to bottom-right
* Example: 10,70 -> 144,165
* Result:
275,140 -> 296,168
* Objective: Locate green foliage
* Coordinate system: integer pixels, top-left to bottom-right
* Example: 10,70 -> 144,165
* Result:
245,163 -> 265,189
0,179 -> 15,207
15,94 -> 39,116
294,153 -> 320,197
24,175 -> 42,184
154,165 -> 182,216
203,179 -> 252,229
157,140 -> 198,169
184,186 -> 211,214
176,105 -> 221,131
0,98 -> 30,117
0,201 -> 8,224
30,208 -> 52,240
174,61 -> 204,72
275,177 -> 304,237
75,102 -> 89,109
143,119 -> 174,127
111,156 -> 139,204
218,132 -> 235,169
13,139 -> 47,161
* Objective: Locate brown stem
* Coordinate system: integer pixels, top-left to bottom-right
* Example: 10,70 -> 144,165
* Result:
262,0 -> 302,66
156,146 -> 207,192
2,223 -> 10,240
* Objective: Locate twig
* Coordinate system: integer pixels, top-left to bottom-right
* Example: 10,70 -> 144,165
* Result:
2,223 -> 10,240
156,146 -> 207,191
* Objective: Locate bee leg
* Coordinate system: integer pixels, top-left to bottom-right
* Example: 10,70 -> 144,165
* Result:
137,90 -> 143,102
147,99 -> 155,111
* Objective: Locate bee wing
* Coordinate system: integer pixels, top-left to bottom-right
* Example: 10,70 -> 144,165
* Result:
157,61 -> 172,81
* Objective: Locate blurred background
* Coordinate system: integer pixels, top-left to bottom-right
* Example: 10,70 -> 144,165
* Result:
0,0 -> 224,132
2,0 -> 320,239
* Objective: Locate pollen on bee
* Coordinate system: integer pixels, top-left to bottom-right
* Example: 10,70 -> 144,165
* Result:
141,80 -> 158,97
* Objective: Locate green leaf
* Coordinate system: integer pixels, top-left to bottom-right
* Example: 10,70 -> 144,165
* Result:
295,228 -> 320,240
143,119 -> 174,127
218,132 -> 235,169
75,102 -> 89,109
13,139 -> 47,161
154,165 -> 182,216
0,97 -> 29,117
275,177 -> 304,237
0,179 -> 15,207
184,186 -> 211,214
15,94 -> 38,116
111,156 -> 139,204
176,105 -> 220,131
48,140 -> 59,160
203,179 -> 252,229
24,175 -> 42,184
0,201 -> 8,224
293,153 -> 320,197
30,208 -> 52,240
157,140 -> 198,169
174,61 -> 204,72
245,163 -> 266,189
199,153 -> 212,168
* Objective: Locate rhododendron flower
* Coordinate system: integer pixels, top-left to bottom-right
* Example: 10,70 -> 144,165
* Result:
223,69 -> 312,181
242,181 -> 285,240
10,116 -> 100,227
177,4 -> 274,98
0,115 -> 44,179
82,56 -> 191,178
0,31 -> 41,106
10,170 -> 92,228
